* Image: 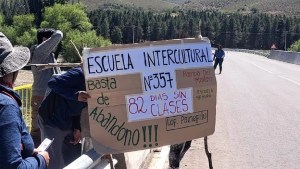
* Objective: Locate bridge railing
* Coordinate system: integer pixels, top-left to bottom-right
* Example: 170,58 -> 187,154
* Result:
14,84 -> 32,131
222,48 -> 271,57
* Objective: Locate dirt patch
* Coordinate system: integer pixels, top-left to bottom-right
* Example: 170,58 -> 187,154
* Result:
15,70 -> 33,87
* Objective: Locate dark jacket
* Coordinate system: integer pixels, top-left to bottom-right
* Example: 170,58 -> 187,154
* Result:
39,67 -> 87,131
0,84 -> 46,169
214,49 -> 225,59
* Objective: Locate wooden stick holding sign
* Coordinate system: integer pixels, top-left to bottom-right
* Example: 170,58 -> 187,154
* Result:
70,40 -> 83,62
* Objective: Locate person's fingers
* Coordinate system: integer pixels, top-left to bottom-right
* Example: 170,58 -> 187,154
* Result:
86,93 -> 91,98
78,92 -> 91,102
70,139 -> 80,145
83,93 -> 91,98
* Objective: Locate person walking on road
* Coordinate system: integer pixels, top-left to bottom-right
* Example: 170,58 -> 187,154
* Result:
0,32 -> 50,168
30,28 -> 63,146
213,45 -> 225,74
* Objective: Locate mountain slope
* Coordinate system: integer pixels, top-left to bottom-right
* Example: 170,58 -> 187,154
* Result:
79,0 -> 178,11
179,0 -> 300,16
80,0 -> 300,16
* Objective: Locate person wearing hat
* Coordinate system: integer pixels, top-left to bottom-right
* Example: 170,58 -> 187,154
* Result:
30,28 -> 63,146
0,32 -> 50,168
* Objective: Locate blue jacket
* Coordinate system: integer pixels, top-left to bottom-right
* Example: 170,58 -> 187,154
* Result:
214,49 -> 225,59
39,67 -> 87,131
0,84 -> 46,169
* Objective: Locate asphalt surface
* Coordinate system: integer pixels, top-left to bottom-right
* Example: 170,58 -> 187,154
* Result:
151,51 -> 300,169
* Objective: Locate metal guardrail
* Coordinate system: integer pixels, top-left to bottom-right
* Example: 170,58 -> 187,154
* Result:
223,48 -> 271,57
14,84 -> 32,131
269,50 -> 300,65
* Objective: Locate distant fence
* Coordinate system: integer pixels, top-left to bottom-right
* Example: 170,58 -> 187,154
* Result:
14,84 -> 32,131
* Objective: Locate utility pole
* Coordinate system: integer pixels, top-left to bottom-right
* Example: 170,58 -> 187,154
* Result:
198,20 -> 202,39
124,25 -> 136,43
132,25 -> 136,44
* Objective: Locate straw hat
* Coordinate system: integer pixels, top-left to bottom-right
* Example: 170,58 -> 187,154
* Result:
0,32 -> 30,77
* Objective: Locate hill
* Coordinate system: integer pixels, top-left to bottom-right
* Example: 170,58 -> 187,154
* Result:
79,0 -> 300,17
77,0 -> 178,11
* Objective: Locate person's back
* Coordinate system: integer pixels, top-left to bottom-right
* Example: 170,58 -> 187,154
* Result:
38,67 -> 89,169
0,32 -> 49,169
31,29 -> 63,97
30,28 -> 63,146
0,86 -> 47,169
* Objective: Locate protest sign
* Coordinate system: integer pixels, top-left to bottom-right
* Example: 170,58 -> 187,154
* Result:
83,38 -> 217,154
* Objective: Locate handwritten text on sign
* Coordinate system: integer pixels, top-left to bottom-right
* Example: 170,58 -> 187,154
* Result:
126,88 -> 193,122
84,43 -> 212,122
83,39 -> 216,153
85,43 -> 213,79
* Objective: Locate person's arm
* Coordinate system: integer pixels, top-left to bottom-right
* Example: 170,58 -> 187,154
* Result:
33,30 -> 63,63
48,67 -> 85,101
0,105 -> 47,169
213,50 -> 217,61
221,50 -> 225,58
72,115 -> 81,132
71,115 -> 82,145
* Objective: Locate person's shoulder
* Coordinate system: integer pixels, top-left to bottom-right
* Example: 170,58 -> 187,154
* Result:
55,67 -> 83,80
69,67 -> 83,75
29,44 -> 38,58
0,101 -> 21,122
30,44 -> 38,51
0,95 -> 19,109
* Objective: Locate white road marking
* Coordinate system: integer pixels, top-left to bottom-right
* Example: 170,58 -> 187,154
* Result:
278,75 -> 300,86
250,62 -> 274,74
248,61 -> 300,86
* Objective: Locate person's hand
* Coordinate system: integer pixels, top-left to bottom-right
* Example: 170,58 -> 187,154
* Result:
71,129 -> 81,145
38,151 -> 50,166
77,91 -> 91,102
33,148 -> 41,155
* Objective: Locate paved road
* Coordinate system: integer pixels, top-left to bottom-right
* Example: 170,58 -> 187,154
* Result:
158,51 -> 300,169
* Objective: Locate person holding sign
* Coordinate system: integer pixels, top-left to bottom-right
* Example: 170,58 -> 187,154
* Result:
30,28 -> 63,146
213,45 -> 225,74
38,67 -> 90,169
0,32 -> 49,168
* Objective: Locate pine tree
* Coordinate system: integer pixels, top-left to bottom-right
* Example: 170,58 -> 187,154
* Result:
248,16 -> 261,49
100,17 -> 110,39
166,19 -> 176,39
262,15 -> 272,49
111,26 -> 123,44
